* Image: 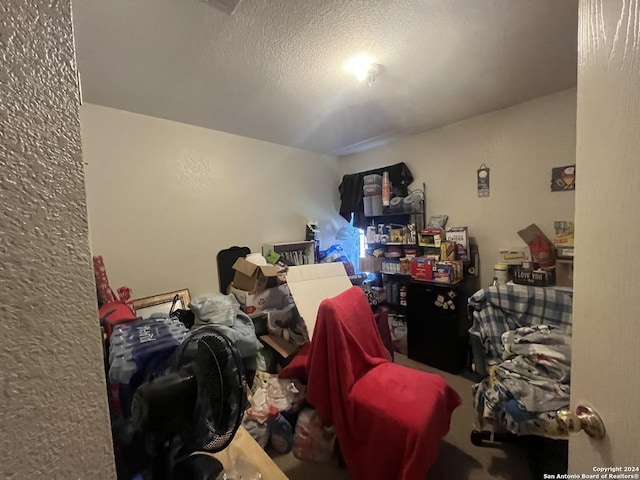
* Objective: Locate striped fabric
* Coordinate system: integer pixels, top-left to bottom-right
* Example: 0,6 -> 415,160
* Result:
468,285 -> 573,365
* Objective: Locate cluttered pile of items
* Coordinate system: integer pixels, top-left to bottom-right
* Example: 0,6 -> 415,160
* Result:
193,253 -> 341,464
361,213 -> 474,285
95,252 -> 354,479
496,222 -> 574,289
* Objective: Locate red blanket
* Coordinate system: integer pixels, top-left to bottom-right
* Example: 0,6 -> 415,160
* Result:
306,287 -> 461,480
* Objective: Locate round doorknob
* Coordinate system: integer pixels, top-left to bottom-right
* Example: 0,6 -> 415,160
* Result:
556,405 -> 606,440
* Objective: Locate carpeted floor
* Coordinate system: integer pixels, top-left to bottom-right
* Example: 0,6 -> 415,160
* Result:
270,354 -> 537,480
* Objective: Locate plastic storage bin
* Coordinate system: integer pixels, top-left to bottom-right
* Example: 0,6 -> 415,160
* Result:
363,174 -> 383,185
363,184 -> 382,196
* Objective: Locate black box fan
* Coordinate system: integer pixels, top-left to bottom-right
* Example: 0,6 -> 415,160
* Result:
130,325 -> 247,480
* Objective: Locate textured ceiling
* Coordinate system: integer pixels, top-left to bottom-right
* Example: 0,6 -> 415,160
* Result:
72,0 -> 578,155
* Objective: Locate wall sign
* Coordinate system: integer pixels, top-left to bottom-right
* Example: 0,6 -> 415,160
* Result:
551,165 -> 576,192
477,164 -> 490,198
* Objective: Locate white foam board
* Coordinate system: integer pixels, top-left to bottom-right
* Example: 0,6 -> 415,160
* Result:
285,263 -> 352,340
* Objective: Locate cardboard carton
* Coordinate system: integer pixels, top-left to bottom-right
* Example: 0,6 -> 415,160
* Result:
419,228 -> 444,247
440,242 -> 457,261
498,247 -> 532,265
433,260 -> 464,284
556,247 -> 575,259
554,221 -> 575,247
517,224 -> 556,268
556,259 -> 574,288
231,257 -> 281,292
410,258 -> 434,280
445,227 -> 469,261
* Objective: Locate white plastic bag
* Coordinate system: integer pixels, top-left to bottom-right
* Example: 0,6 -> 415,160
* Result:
189,292 -> 237,327
292,408 -> 336,463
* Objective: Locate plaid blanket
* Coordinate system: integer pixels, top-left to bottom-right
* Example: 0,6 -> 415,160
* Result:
468,285 -> 572,365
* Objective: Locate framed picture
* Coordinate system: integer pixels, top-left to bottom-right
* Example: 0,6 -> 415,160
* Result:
551,165 -> 576,191
133,289 -> 191,318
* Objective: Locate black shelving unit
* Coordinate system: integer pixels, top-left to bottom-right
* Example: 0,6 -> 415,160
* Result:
364,182 -> 426,231
363,182 -> 426,273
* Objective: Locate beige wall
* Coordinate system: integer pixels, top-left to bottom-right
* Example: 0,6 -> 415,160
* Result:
0,1 -> 115,478
339,89 -> 577,287
81,104 -> 345,299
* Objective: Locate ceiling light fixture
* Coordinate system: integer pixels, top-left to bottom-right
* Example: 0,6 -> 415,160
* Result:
343,54 -> 381,86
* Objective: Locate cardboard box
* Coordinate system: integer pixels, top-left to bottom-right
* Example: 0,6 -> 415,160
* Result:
517,224 -> 556,268
433,260 -> 464,284
285,263 -> 352,341
232,257 -> 281,292
229,284 -> 292,315
419,228 -> 444,247
445,227 -> 469,261
554,221 -> 575,247
556,247 -> 575,259
359,256 -> 384,273
512,265 -> 555,287
410,258 -> 434,280
440,242 -> 457,261
498,247 -> 532,265
556,259 -> 573,288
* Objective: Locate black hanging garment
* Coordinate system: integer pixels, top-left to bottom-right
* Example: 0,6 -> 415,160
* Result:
338,162 -> 414,229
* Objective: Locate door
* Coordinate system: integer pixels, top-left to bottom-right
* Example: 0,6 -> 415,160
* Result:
570,0 -> 640,471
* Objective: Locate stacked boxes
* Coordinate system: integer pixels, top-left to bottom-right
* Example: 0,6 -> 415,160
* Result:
229,258 -> 292,314
410,258 -> 463,284
433,261 -> 464,284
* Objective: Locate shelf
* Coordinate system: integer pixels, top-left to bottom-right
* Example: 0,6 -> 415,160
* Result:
366,212 -> 423,219
368,242 -> 418,246
366,182 -> 426,220
262,240 -> 315,265
409,278 -> 463,287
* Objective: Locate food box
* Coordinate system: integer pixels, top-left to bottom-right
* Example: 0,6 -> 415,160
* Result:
419,228 -> 445,247
498,247 -> 532,265
440,242 -> 457,261
410,258 -> 434,280
556,247 -> 575,259
433,260 -> 464,284
554,221 -> 575,247
445,227 -> 469,261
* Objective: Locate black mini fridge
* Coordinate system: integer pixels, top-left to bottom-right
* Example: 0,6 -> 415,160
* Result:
406,280 -> 471,374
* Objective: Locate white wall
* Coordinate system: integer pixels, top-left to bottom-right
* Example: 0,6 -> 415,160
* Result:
81,104 -> 345,299
339,90 -> 577,287
1,1 -> 115,478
